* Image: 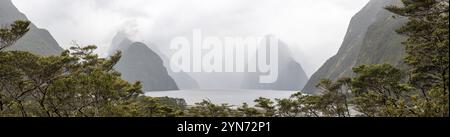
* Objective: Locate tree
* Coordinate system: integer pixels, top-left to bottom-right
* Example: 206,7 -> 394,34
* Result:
185,99 -> 234,117
236,103 -> 262,117
254,97 -> 276,117
386,0 -> 449,117
119,96 -> 185,117
316,78 -> 351,117
0,21 -> 30,51
0,20 -> 190,117
0,44 -> 144,117
275,98 -> 298,117
351,64 -> 412,117
290,93 -> 321,117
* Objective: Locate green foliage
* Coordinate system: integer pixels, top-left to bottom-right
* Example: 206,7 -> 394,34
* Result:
0,21 -> 185,117
0,21 -> 30,51
386,0 -> 449,117
351,64 -> 406,95
350,64 -> 412,117
275,98 -> 298,117
254,97 -> 276,117
184,100 -> 235,117
236,103 -> 262,117
0,44 -> 187,117
316,78 -> 351,117
287,0 -> 448,117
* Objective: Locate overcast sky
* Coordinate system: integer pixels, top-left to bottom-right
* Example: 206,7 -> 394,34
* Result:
12,0 -> 370,76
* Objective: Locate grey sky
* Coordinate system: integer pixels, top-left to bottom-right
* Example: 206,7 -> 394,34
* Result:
12,0 -> 370,76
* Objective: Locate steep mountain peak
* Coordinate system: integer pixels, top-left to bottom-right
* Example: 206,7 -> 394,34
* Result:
108,31 -> 133,55
0,0 -> 27,22
302,0 -> 405,94
129,42 -> 146,48
108,31 -> 200,89
115,41 -> 178,91
1,0 -> 64,56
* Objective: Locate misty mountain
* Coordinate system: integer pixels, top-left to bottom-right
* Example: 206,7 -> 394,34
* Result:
108,31 -> 133,56
109,32 -> 202,91
109,32 -> 199,90
110,35 -> 179,91
146,45 -> 200,90
302,0 -> 406,94
0,0 -> 63,56
242,37 -> 309,91
166,67 -> 201,89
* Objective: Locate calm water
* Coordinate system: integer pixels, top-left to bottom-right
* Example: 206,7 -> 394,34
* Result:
145,89 -> 299,106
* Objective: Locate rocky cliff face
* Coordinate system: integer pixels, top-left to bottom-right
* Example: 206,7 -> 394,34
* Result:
113,41 -> 179,91
303,0 -> 406,94
0,0 -> 64,56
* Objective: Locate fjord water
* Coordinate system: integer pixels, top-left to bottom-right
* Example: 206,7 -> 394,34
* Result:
145,90 -> 298,106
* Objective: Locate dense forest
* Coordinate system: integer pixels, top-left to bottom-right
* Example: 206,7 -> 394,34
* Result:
0,0 -> 448,117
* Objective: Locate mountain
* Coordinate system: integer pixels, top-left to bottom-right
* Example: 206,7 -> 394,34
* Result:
302,0 -> 406,94
143,43 -> 200,89
242,37 -> 309,91
0,0 -> 63,56
158,52 -> 200,89
109,32 -> 199,90
108,31 -> 132,56
113,41 -> 179,91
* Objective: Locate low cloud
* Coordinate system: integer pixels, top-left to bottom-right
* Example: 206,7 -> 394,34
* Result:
12,0 -> 369,76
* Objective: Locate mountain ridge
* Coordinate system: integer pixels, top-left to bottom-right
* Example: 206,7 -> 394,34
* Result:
0,0 -> 64,56
113,40 -> 179,91
302,0 -> 406,94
